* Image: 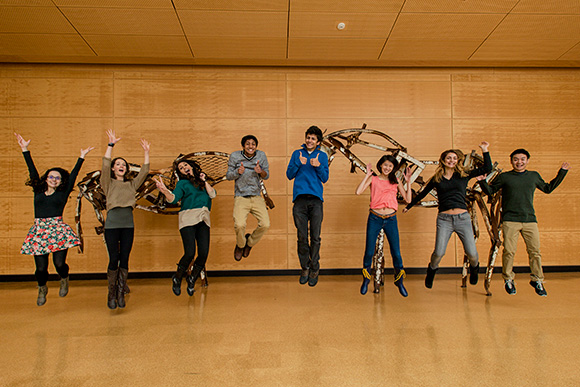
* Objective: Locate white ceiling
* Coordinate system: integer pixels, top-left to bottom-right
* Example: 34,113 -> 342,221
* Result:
1,0 -> 580,67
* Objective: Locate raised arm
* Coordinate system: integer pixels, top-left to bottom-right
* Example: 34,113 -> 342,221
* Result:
468,141 -> 492,178
397,166 -> 413,203
355,163 -> 373,195
200,173 -> 216,199
104,129 -> 121,159
15,133 -> 39,180
536,163 -> 569,194
154,176 -> 176,203
132,139 -> 151,188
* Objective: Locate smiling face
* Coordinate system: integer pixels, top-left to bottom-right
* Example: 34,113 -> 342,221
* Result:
243,138 -> 257,157
112,158 -> 127,180
511,153 -> 529,172
304,134 -> 320,152
380,160 -> 395,177
443,152 -> 459,169
178,161 -> 193,177
46,170 -> 62,189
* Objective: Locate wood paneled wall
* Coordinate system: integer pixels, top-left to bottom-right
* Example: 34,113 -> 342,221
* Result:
1,65 -> 579,275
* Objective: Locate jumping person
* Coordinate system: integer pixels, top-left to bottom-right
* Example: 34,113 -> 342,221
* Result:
403,142 -> 492,289
286,126 -> 329,287
15,133 -> 93,306
155,160 -> 216,297
355,155 -> 412,296
479,149 -> 569,296
226,135 -> 270,261
101,130 -> 150,309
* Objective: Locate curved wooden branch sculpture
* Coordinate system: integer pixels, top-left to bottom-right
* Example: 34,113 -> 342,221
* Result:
75,151 -> 275,287
322,124 -> 503,295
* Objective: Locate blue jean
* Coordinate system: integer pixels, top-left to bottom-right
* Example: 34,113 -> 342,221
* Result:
430,212 -> 478,269
362,212 -> 403,271
292,195 -> 323,271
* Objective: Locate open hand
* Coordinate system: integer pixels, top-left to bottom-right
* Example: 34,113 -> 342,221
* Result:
14,133 -> 31,151
80,146 -> 95,158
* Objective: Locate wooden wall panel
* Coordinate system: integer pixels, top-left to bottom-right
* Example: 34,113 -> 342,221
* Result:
2,64 -> 579,276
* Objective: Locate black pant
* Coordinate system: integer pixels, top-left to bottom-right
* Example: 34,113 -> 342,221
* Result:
292,195 -> 324,271
34,249 -> 69,286
178,222 -> 210,269
104,228 -> 134,270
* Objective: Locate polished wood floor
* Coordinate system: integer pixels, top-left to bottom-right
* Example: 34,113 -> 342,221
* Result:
1,273 -> 580,386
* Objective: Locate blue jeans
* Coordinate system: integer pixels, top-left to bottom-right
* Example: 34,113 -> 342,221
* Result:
362,212 -> 403,271
430,212 -> 478,269
292,195 -> 323,271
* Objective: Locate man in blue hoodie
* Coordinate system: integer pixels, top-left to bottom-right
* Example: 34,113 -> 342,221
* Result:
286,126 -> 329,286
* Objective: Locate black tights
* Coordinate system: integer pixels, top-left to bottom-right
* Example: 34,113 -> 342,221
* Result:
34,249 -> 69,286
104,228 -> 134,270
178,222 -> 210,270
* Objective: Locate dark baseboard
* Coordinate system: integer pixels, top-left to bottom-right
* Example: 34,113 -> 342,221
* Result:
2,265 -> 580,283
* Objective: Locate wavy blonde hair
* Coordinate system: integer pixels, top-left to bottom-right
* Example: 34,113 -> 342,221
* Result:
432,149 -> 467,183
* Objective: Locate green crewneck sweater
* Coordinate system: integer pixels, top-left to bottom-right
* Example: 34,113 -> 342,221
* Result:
480,168 -> 568,223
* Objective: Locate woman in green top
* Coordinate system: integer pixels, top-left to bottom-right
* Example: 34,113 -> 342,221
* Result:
101,130 -> 150,309
155,160 -> 216,297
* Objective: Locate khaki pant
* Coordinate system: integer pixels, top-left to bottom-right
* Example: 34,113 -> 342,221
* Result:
233,196 -> 270,248
501,221 -> 543,282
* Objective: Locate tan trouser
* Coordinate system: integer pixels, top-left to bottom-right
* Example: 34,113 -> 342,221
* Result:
501,221 -> 544,282
233,196 -> 270,248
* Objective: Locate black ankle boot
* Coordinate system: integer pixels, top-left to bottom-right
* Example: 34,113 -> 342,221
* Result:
425,265 -> 438,289
186,265 -> 203,296
172,264 -> 187,296
394,269 -> 408,297
469,263 -> 479,285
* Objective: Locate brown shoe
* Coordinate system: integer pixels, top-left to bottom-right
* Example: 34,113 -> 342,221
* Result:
243,233 -> 252,258
234,245 -> 244,261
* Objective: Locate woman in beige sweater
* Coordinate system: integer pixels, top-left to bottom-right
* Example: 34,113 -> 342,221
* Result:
101,130 -> 150,309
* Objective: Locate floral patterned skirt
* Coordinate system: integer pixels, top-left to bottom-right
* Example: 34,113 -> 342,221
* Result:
21,217 -> 80,256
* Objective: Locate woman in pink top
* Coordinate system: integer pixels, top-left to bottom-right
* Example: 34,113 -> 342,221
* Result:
355,155 -> 412,296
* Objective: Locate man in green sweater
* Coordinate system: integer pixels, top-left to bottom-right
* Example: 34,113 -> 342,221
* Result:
480,149 -> 569,296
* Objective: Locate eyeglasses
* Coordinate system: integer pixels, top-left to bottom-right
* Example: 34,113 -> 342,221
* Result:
47,176 -> 61,181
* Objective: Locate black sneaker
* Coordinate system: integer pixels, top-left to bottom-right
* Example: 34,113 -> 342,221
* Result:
530,280 -> 547,297
504,280 -> 516,295
299,268 -> 309,285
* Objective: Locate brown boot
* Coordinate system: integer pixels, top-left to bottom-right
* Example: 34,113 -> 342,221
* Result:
59,276 -> 69,297
107,269 -> 118,309
37,285 -> 48,306
117,268 -> 128,308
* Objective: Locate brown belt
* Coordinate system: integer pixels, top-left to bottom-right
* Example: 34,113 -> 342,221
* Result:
370,209 -> 396,219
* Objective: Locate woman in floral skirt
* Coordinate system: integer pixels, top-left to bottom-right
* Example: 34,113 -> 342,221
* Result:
15,133 -> 93,306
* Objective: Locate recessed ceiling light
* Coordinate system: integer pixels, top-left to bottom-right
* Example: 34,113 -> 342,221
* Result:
337,22 -> 346,30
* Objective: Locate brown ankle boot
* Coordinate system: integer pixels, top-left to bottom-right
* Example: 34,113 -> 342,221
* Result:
37,285 -> 48,306
107,269 -> 118,309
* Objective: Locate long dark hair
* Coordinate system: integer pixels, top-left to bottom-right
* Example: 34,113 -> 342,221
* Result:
26,167 -> 70,194
175,160 -> 204,189
376,155 -> 399,185
110,157 -> 130,181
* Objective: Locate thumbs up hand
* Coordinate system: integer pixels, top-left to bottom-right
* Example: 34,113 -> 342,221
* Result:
310,153 -> 320,167
238,162 -> 245,175
299,152 -> 307,165
254,160 -> 262,174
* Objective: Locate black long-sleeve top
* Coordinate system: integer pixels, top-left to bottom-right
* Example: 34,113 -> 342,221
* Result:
23,151 -> 84,219
406,152 -> 492,212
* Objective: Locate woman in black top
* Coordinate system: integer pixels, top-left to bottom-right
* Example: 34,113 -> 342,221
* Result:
403,141 -> 491,289
15,133 -> 94,306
